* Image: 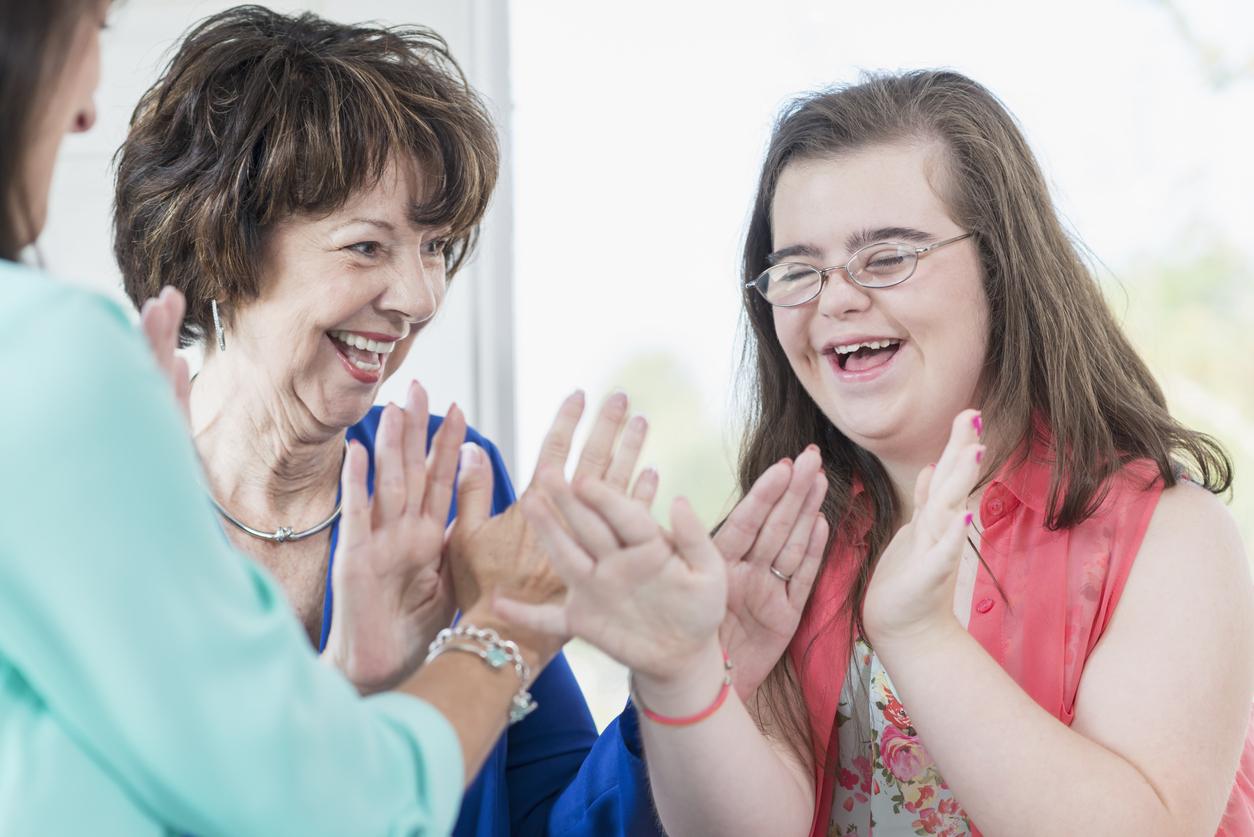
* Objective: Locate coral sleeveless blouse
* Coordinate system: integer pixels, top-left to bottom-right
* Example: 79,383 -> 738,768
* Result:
790,452 -> 1254,837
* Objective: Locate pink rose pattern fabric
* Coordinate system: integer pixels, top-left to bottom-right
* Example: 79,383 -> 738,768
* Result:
830,639 -> 974,836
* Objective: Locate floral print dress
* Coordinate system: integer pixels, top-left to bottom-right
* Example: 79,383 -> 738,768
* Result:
829,638 -> 974,836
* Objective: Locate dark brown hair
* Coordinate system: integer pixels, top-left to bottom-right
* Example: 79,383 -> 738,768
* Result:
0,0 -> 100,260
738,70 -> 1233,765
113,4 -> 499,344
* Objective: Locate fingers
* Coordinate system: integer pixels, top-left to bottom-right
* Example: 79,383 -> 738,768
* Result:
532,390 -> 586,478
747,445 -> 822,568
669,496 -> 722,575
517,490 -> 594,578
923,412 -> 984,538
630,467 -> 659,508
338,440 -> 372,553
372,403 -> 405,525
713,459 -> 792,564
401,381 -> 431,514
574,478 -> 660,547
571,391 -> 629,484
492,595 -> 570,639
423,403 -> 465,523
539,467 -> 620,557
603,414 -> 648,493
922,509 -> 972,583
913,463 -> 935,520
930,410 -> 982,495
770,470 -> 827,578
454,442 -> 495,531
787,515 -> 828,610
172,355 -> 191,421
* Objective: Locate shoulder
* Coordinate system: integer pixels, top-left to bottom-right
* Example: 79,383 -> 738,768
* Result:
0,268 -> 159,434
1137,479 -> 1249,595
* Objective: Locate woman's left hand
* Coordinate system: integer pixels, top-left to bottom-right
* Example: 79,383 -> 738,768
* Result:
323,380 -> 465,694
138,285 -> 191,424
715,446 -> 828,700
862,409 -> 985,646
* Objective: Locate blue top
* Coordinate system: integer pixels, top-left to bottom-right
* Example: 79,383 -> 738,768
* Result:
321,407 -> 660,836
0,263 -> 464,836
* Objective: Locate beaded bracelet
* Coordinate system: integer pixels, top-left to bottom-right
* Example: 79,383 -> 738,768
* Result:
629,650 -> 733,727
426,624 -> 538,724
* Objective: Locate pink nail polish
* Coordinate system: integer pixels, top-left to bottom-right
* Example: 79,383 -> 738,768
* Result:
964,512 -> 974,526
972,414 -> 983,435
975,449 -> 984,464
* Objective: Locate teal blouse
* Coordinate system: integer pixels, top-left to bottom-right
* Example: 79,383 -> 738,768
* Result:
0,261 -> 464,836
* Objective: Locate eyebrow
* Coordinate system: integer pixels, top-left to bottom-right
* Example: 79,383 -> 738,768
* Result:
766,226 -> 935,266
329,218 -> 396,236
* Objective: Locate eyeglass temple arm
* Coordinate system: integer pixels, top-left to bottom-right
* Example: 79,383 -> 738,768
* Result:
915,232 -> 973,254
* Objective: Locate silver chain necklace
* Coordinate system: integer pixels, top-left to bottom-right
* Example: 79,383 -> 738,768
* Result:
210,439 -> 348,544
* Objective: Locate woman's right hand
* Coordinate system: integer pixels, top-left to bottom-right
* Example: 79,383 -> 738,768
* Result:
495,473 -> 726,686
444,390 -> 655,656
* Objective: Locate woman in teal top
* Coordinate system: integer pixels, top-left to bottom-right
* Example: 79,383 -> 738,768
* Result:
0,2 -> 570,833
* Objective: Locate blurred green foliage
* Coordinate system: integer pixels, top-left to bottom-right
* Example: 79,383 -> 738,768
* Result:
1109,236 -> 1254,557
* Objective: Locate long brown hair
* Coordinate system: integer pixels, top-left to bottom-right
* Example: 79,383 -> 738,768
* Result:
113,4 -> 499,345
0,0 -> 99,260
738,70 -> 1233,765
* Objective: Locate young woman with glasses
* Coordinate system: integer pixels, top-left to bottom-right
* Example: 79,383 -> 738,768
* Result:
498,70 -> 1254,837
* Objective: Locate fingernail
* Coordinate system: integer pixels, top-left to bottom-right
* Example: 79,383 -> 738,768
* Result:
972,414 -> 983,435
609,390 -> 628,409
459,442 -> 481,469
964,512 -> 974,526
975,449 -> 984,464
928,462 -> 937,469
570,388 -> 585,402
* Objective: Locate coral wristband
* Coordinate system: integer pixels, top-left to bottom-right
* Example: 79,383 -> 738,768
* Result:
630,650 -> 733,727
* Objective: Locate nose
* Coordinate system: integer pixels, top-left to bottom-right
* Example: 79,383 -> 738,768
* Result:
815,267 -> 873,319
380,249 -> 444,326
72,102 -> 97,134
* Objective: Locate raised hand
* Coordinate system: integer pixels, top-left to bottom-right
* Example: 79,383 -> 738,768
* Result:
138,285 -> 191,423
715,445 -> 828,699
445,390 -> 655,626
323,380 -> 465,693
862,409 -> 985,645
496,473 -> 726,684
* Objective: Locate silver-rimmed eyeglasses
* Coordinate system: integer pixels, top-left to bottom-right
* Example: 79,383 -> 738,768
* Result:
746,232 -> 974,307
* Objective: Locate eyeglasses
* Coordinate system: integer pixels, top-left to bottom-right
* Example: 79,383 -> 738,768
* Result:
746,232 -> 974,307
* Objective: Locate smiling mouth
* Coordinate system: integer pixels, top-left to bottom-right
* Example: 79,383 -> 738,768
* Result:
830,339 -> 903,372
327,330 -> 397,377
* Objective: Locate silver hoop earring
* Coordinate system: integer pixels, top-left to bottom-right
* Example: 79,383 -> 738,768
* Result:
211,299 -> 226,352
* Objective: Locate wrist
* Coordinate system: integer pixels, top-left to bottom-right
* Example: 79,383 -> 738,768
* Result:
630,637 -> 729,720
458,606 -> 553,672
867,613 -> 966,660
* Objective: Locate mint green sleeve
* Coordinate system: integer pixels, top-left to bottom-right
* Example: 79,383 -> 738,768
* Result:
0,288 -> 463,835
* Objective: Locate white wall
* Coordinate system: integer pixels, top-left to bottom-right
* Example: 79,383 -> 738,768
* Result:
41,0 -> 517,470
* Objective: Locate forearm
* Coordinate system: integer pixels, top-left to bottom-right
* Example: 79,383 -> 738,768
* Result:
635,640 -> 814,837
874,622 -> 1185,837
399,610 -> 544,786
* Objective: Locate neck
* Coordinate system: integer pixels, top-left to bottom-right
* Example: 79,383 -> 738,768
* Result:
190,350 -> 344,528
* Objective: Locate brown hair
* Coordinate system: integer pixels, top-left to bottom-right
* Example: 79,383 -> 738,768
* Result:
113,4 -> 498,344
738,70 -> 1233,765
0,0 -> 101,260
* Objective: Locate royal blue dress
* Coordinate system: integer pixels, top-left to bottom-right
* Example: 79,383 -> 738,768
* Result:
321,406 -> 660,836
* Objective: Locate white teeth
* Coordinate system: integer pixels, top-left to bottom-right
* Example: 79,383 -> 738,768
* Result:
329,330 -> 397,354
833,339 -> 900,354
350,357 -> 381,372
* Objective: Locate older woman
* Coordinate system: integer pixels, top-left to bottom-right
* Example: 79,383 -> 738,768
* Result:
114,6 -> 831,836
0,1 -> 576,834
